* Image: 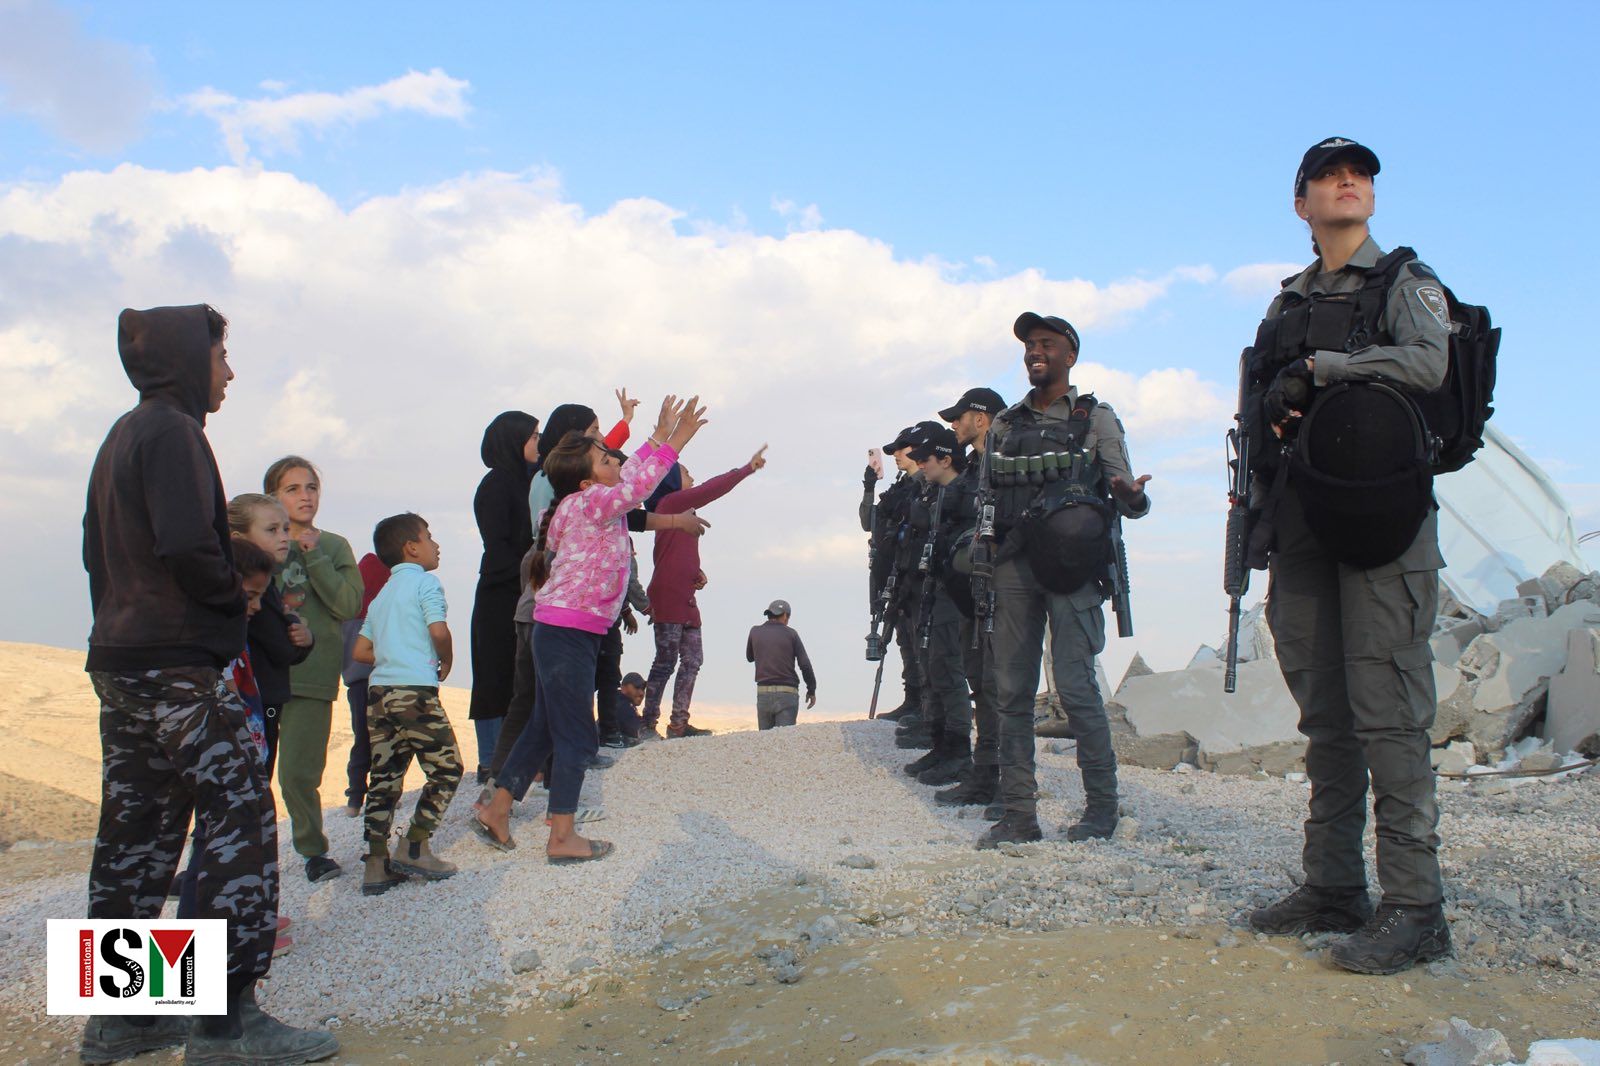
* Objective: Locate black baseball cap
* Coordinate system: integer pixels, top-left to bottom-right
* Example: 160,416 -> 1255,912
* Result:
884,420 -> 943,453
908,424 -> 960,462
1294,137 -> 1380,196
621,672 -> 646,688
938,387 -> 1007,422
1014,313 -> 1080,353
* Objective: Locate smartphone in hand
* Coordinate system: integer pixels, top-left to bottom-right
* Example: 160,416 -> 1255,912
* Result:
868,447 -> 883,477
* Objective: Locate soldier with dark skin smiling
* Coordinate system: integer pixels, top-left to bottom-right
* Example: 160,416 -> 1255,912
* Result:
980,314 -> 1151,850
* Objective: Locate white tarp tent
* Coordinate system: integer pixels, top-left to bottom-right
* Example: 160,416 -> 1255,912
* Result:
1435,423 -> 1594,613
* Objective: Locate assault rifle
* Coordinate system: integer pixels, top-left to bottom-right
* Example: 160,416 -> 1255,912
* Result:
917,483 -> 947,650
1223,347 -> 1253,694
969,432 -> 998,649
1107,514 -> 1133,639
865,611 -> 896,719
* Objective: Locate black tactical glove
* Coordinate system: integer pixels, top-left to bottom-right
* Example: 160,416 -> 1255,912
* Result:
1262,358 -> 1314,426
863,465 -> 878,489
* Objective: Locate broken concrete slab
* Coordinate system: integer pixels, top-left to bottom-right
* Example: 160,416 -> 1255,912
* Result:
1200,740 -> 1305,777
1116,652 -> 1154,692
1403,1016 -> 1512,1066
1117,658 -> 1300,754
1538,560 -> 1589,609
1111,730 -> 1199,770
1457,602 -> 1600,755
1431,616 -> 1485,665
1431,740 -> 1477,775
1545,627 -> 1600,756
1485,595 -> 1547,633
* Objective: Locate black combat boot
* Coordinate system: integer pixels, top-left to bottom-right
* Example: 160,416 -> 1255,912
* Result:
936,762 -> 998,806
975,810 -> 1043,849
1248,884 -> 1374,936
917,732 -> 971,786
1066,769 -> 1119,841
895,716 -> 934,749
1328,902 -> 1452,975
903,723 -> 947,776
894,712 -> 923,734
878,701 -> 915,722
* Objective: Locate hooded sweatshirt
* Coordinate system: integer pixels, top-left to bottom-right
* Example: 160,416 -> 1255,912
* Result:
84,305 -> 245,671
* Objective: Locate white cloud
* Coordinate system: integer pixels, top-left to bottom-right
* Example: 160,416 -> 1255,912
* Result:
182,68 -> 471,165
0,162 -> 1236,700
1221,261 -> 1302,300
0,0 -> 154,151
771,197 -> 823,232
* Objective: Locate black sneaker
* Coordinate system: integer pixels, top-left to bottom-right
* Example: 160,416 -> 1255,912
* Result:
668,723 -> 714,738
602,733 -> 642,749
975,812 -> 1043,850
1329,902 -> 1452,975
587,753 -> 616,769
304,855 -> 342,884
1248,884 -> 1374,936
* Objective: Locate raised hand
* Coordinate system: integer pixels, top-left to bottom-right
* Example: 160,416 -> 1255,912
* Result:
666,395 -> 708,452
750,444 -> 769,471
616,387 -> 640,424
651,395 -> 680,444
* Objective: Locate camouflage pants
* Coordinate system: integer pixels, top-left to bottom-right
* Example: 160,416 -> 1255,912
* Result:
89,668 -> 278,981
364,686 -> 462,857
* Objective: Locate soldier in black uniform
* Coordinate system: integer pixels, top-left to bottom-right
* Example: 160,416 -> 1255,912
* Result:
933,388 -> 1006,809
899,425 -> 980,786
860,423 -> 931,723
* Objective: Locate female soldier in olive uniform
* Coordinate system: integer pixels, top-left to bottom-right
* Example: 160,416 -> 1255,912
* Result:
1246,138 -> 1453,975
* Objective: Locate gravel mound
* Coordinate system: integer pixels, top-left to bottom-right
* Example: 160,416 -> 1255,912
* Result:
2,719 -> 1594,1030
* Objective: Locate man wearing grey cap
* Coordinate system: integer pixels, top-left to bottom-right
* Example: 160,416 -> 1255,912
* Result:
746,600 -> 816,729
1242,137 -> 1453,975
981,313 -> 1151,849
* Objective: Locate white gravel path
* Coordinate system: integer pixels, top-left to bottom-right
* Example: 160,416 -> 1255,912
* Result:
2,719 -> 1595,1030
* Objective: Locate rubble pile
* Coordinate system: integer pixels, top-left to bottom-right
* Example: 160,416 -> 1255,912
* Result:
1097,562 -> 1600,775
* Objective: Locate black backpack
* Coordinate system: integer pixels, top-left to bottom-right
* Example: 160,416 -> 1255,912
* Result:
1375,248 -> 1501,473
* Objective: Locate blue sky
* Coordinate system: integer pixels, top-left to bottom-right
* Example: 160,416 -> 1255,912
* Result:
2,0 -> 1596,708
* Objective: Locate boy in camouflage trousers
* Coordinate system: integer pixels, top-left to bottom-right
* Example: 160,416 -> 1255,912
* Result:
351,513 -> 463,895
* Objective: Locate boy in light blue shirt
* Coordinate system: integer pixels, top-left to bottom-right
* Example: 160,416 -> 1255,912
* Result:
352,513 -> 463,895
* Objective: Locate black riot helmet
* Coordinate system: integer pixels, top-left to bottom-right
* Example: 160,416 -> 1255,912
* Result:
1290,382 -> 1433,569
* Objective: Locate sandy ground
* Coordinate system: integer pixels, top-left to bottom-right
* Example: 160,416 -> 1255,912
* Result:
2,641 -> 1596,1066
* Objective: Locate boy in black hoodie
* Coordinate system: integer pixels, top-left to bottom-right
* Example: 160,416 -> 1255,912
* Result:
80,305 -> 336,1066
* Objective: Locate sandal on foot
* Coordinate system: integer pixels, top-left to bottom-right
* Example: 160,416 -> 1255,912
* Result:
471,815 -> 516,852
548,839 -> 614,865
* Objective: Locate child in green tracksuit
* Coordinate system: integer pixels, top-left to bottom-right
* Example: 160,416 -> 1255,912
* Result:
267,455 -> 362,884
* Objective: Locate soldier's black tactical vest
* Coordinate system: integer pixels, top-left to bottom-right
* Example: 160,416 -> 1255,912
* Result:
991,397 -> 1114,593
871,475 -> 916,593
1244,252 -> 1436,569
932,466 -> 980,618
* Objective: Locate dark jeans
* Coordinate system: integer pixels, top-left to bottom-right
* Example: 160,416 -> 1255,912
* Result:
343,678 -> 371,805
495,623 -> 600,815
489,621 -> 536,777
595,621 -> 622,738
473,717 -> 502,772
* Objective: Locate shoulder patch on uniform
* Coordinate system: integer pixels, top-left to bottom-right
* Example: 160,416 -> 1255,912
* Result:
1415,286 -> 1450,329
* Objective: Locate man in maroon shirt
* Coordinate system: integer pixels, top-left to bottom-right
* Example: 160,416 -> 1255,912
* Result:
643,444 -> 769,737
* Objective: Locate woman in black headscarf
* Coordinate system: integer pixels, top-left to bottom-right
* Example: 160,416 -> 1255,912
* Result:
468,410 -> 540,781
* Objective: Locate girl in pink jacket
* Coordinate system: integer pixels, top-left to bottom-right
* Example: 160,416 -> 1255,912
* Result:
474,396 -> 707,862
